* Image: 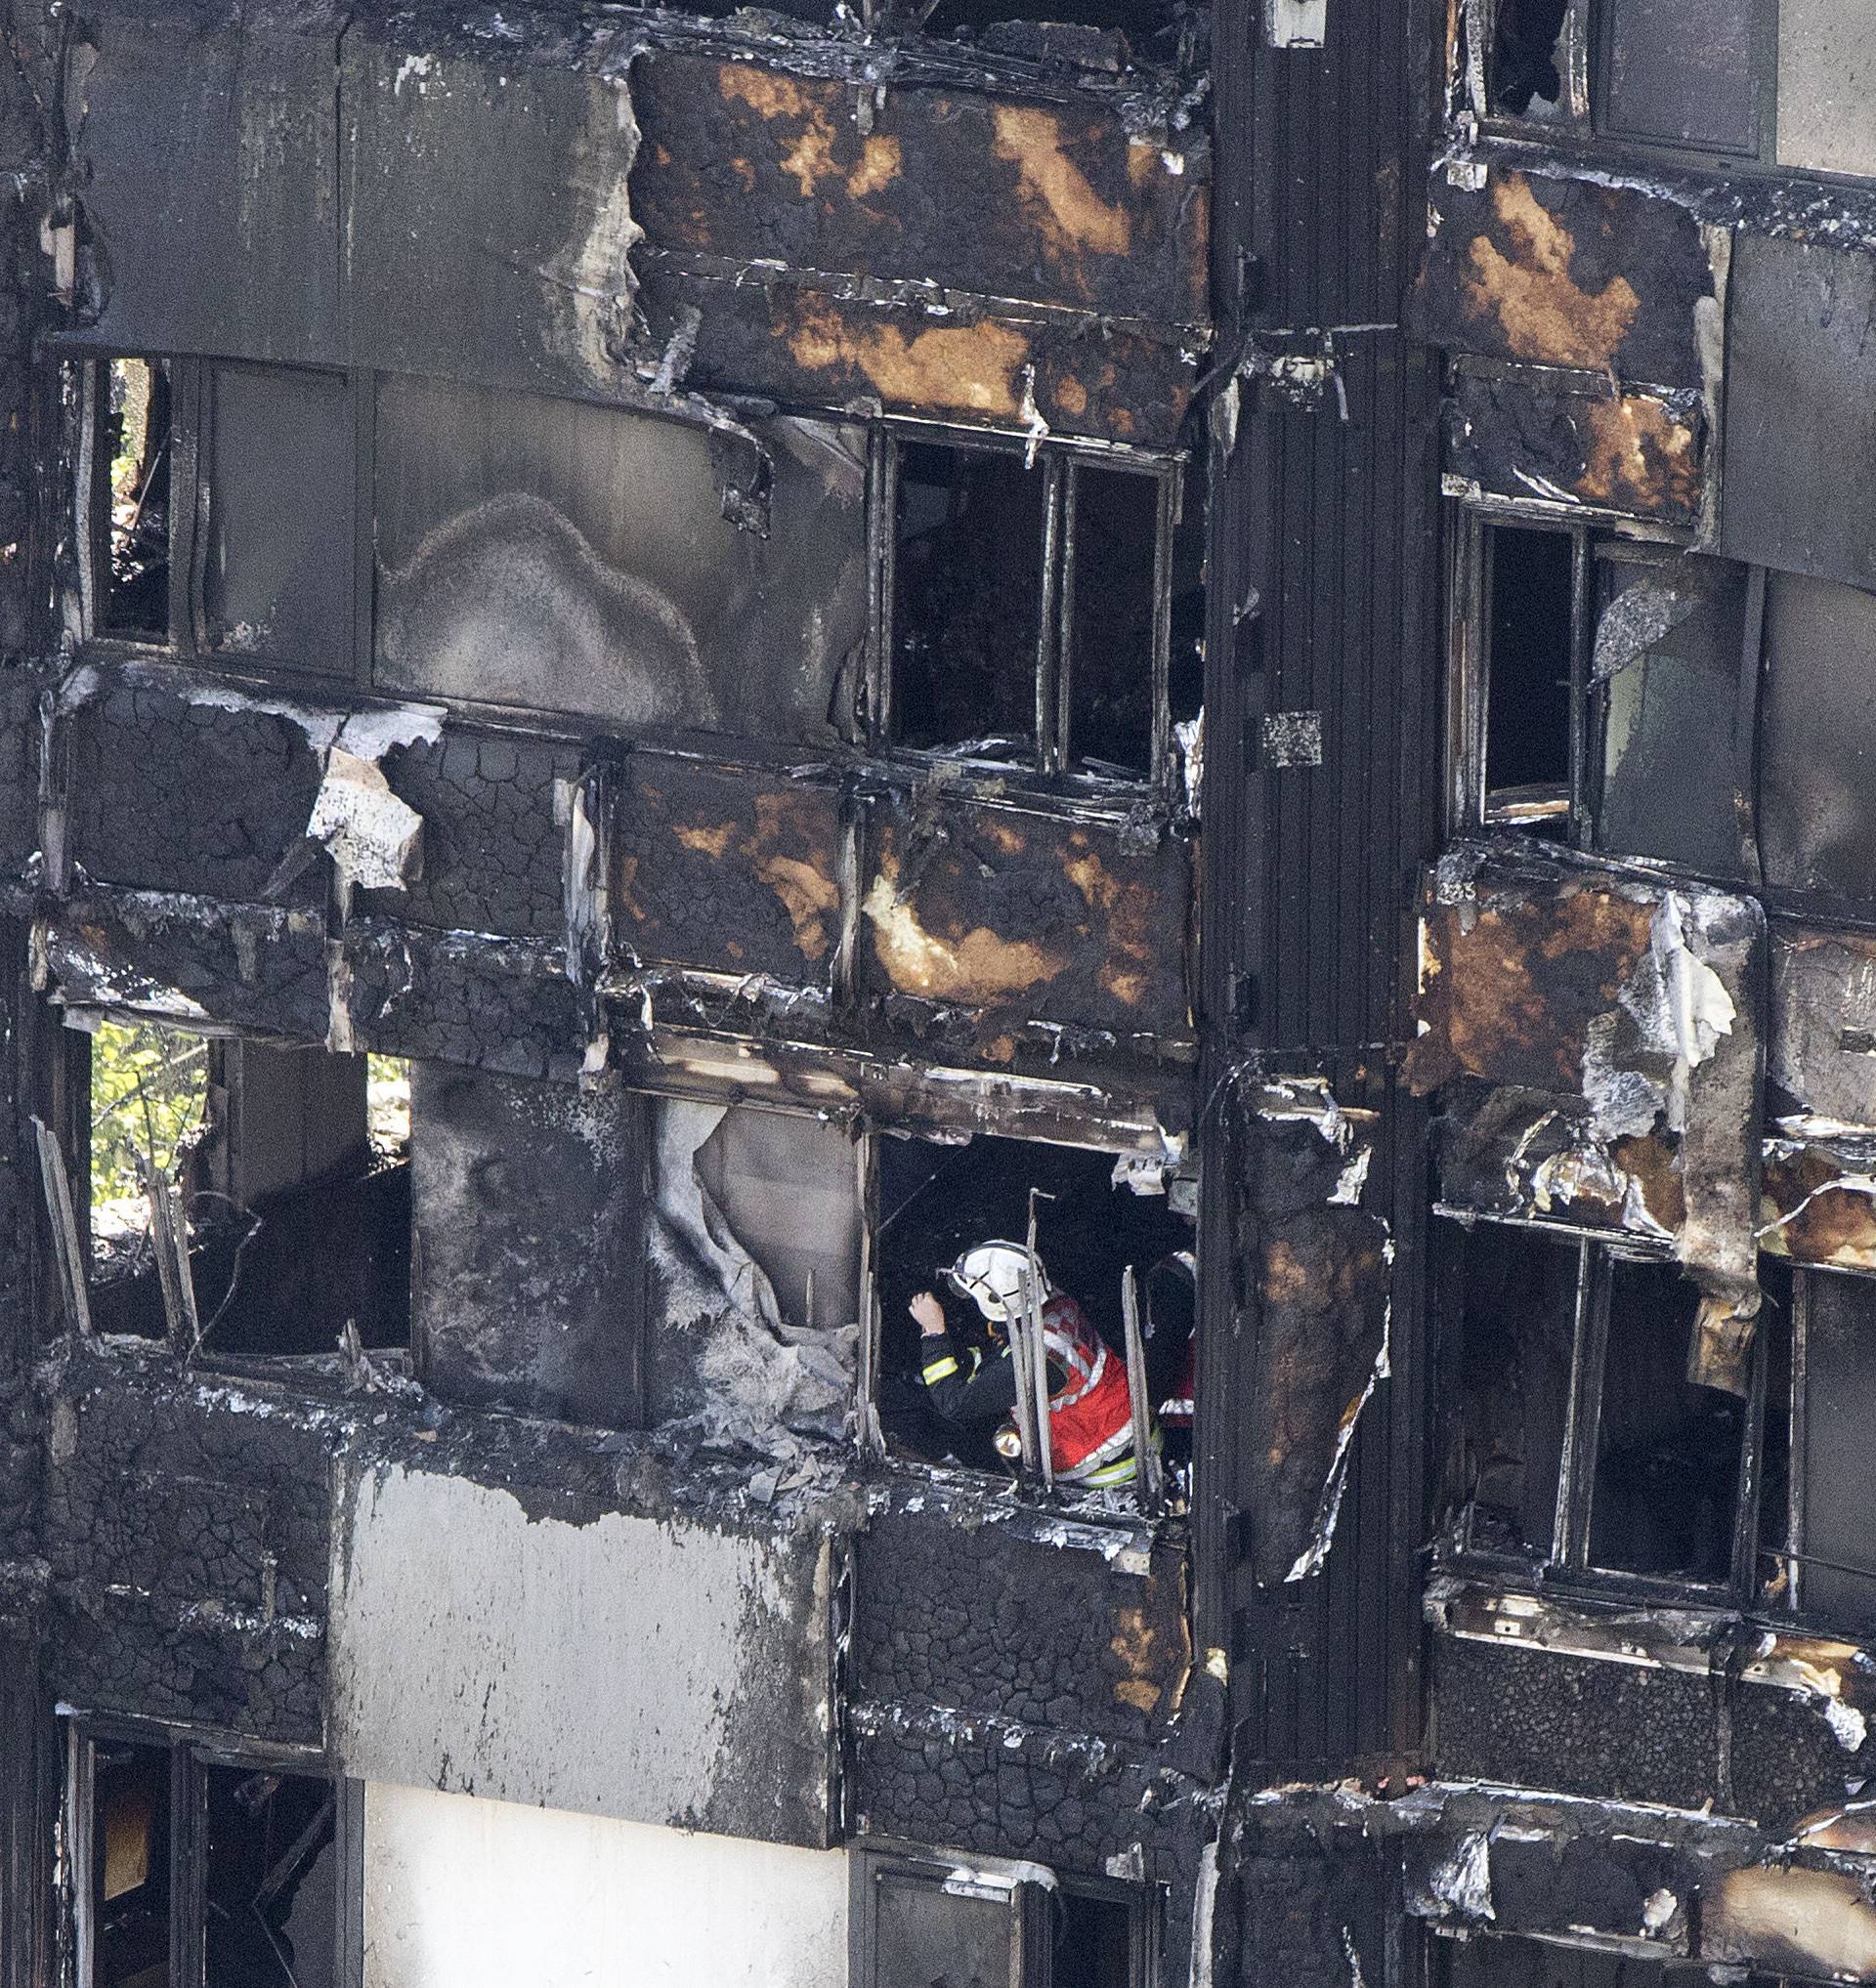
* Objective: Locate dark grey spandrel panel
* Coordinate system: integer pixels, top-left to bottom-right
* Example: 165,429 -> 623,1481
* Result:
1721,235 -> 1876,591
1599,0 -> 1757,153
342,15 -> 639,402
202,363 -> 354,670
373,374 -> 865,740
72,0 -> 344,363
409,1063 -> 643,1428
1759,570 -> 1876,900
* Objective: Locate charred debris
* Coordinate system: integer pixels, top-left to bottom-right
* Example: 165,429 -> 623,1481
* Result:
3,0 -> 1876,1983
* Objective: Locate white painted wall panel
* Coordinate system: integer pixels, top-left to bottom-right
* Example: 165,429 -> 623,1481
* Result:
363,1783 -> 848,1988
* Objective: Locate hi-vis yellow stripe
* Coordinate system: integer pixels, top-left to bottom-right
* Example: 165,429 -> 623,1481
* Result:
921,1354 -> 960,1383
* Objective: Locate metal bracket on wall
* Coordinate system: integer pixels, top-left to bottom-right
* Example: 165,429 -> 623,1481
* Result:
1265,0 -> 1327,47
1238,330 -> 1346,417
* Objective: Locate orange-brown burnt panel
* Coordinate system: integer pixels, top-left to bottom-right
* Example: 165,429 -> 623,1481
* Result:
859,797 -> 1190,1037
629,53 -> 1208,328
1407,878 -> 1655,1096
614,758 -> 841,983
1409,168 -> 1712,387
1445,373 -> 1703,525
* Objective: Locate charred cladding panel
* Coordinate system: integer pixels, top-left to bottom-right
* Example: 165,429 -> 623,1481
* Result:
70,0 -> 345,363
629,56 -> 1208,328
342,14 -> 641,400
374,380 -> 866,739
409,1065 -> 647,1426
614,758 -> 843,984
1411,170 -> 1712,385
860,795 -> 1191,1040
1722,236 -> 1876,592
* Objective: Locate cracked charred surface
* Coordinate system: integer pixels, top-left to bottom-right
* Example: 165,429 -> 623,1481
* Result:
615,756 -> 843,982
1443,371 -> 1703,524
852,1476 -> 1193,1744
63,678 -> 323,902
42,1348 -> 334,1744
365,730 -> 579,942
849,1697 -> 1218,1975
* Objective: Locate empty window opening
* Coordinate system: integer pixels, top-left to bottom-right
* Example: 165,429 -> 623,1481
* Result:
95,356 -> 172,638
892,441 -> 1045,761
1446,1219 -> 1576,1559
1066,464 -> 1160,778
1484,523 -> 1574,824
1051,1884 -> 1143,1988
1588,1255 -> 1744,1583
86,1033 -> 410,1362
202,1762 -> 337,1988
1590,547 -> 1747,879
75,1731 -> 340,1988
93,1738 -> 172,1988
874,1130 -> 1192,1486
1442,1223 -> 1755,1595
1759,1264 -> 1876,1636
1492,0 -> 1572,116
203,362 -> 353,666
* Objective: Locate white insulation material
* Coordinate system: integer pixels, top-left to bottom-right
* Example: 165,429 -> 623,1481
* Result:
363,1784 -> 847,1988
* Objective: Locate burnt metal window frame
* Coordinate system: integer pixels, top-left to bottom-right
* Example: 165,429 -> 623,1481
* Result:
1467,0 -> 1851,184
62,1711 -> 362,1988
71,349 -> 365,684
1434,1215 -> 1770,1612
867,420 -> 1191,800
849,1840 -> 1160,1988
1446,502 -> 1763,883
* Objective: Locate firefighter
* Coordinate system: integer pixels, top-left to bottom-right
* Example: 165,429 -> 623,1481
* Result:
910,1242 -> 1147,1486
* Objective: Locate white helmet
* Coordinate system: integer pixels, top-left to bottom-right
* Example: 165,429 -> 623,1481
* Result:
946,1243 -> 1047,1325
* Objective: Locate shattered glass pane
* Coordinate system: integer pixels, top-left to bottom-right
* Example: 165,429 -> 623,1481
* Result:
1450,1221 -> 1576,1559
1591,551 -> 1745,878
102,357 -> 171,638
1068,463 -> 1159,779
1493,0 -> 1571,117
203,1765 -> 335,1988
893,442 -> 1045,759
1599,0 -> 1757,152
375,377 -> 866,740
1589,1256 -> 1743,1583
95,1740 -> 172,1988
1795,1271 -> 1876,1635
204,363 -> 353,667
871,1870 -> 1016,1988
1760,571 -> 1876,900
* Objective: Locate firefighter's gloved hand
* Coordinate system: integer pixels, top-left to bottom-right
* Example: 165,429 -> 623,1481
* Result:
910,1290 -> 947,1336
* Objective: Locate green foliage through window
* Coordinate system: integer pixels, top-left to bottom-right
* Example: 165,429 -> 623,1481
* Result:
90,1019 -> 207,1221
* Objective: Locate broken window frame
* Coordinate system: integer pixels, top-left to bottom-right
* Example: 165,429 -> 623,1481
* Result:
868,421 -> 1190,798
1437,1217 -> 1769,1610
848,1841 -> 1159,1988
1468,0 -> 1837,177
78,353 -> 188,648
63,1712 -> 361,1988
1447,503 -> 1761,884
